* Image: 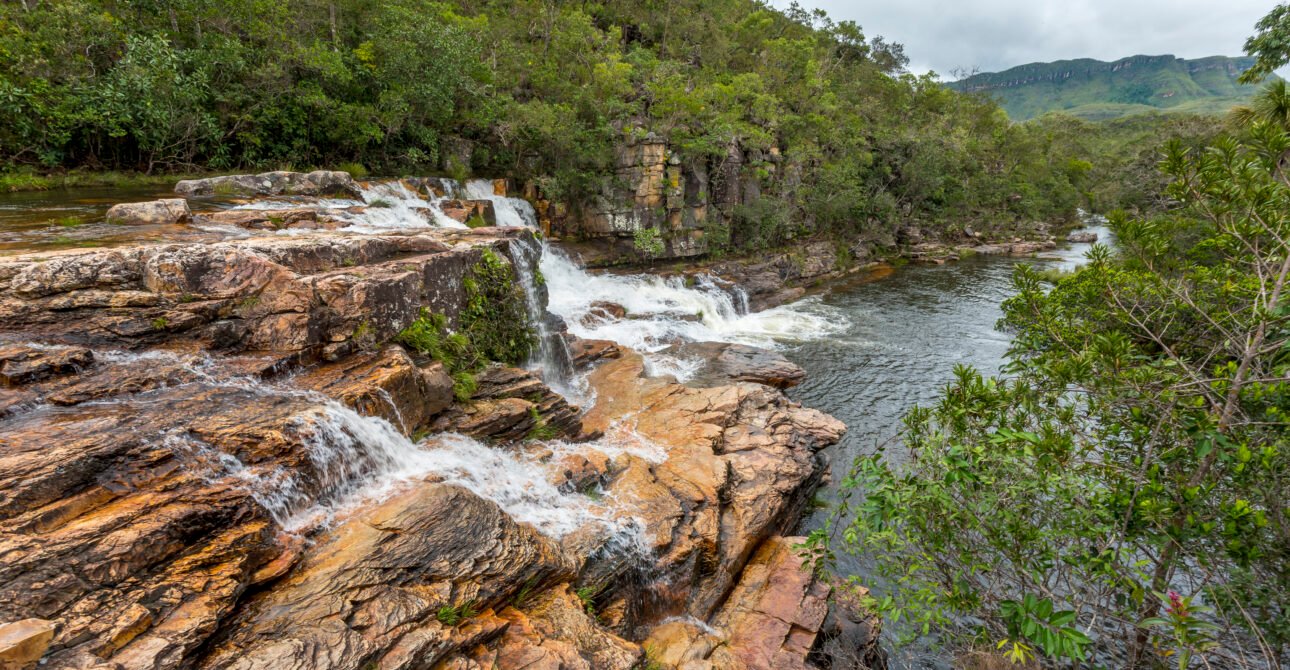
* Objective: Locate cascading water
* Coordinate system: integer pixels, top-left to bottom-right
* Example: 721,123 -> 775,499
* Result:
538,246 -> 846,380
229,177 -> 846,384
509,234 -> 582,400
465,179 -> 538,228
80,348 -> 635,542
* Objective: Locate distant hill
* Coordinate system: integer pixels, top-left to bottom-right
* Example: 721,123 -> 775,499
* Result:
949,55 -> 1270,121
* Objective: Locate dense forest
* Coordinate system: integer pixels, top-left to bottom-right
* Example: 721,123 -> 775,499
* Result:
0,0 -> 1216,252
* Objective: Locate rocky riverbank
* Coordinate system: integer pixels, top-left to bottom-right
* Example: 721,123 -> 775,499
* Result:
0,212 -> 883,669
560,221 -> 1061,312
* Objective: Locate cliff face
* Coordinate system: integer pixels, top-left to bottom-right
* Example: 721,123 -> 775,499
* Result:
948,54 -> 1268,120
0,192 -> 882,670
529,136 -> 793,263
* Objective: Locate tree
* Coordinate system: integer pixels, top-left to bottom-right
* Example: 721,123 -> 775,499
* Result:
814,122 -> 1290,667
1241,3 -> 1290,84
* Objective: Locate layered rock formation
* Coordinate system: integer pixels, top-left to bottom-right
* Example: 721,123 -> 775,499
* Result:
0,221 -> 881,669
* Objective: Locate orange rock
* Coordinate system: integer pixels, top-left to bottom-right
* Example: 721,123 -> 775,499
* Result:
0,619 -> 55,670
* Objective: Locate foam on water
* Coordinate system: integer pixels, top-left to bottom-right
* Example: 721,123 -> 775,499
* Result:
282,405 -> 619,537
74,347 -> 634,542
228,180 -> 466,231
539,247 -> 847,380
465,179 -> 538,228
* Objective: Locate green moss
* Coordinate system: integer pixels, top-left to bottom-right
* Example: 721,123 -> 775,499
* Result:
525,406 -> 558,441
464,213 -> 488,228
574,585 -> 600,617
395,248 -> 536,404
460,249 -> 536,366
151,316 -> 169,330
368,198 -> 394,208
451,371 -> 477,402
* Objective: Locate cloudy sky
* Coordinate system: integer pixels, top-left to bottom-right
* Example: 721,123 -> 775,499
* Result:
785,0 -> 1276,78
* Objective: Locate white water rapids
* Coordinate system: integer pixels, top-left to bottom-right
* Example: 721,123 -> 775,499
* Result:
234,177 -> 846,381
189,177 -> 845,544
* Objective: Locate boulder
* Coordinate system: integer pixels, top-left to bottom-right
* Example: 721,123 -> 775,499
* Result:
174,170 -> 363,198
445,585 -> 641,670
1066,230 -> 1098,243
589,301 -> 627,320
567,336 -> 622,370
667,341 -> 805,389
439,200 -> 497,226
105,199 -> 191,226
580,352 -> 845,625
431,365 -> 584,442
0,619 -> 55,670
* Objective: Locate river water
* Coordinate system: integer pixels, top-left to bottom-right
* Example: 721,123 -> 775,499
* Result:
782,227 -> 1110,667
1,182 -> 1108,664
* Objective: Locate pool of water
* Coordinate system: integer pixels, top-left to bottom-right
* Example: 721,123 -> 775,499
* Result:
784,228 -> 1109,666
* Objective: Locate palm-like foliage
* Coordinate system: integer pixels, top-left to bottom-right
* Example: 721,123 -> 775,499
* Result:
1230,80 -> 1290,130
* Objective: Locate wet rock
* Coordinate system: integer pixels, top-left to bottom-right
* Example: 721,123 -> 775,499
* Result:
0,619 -> 55,670
199,483 -> 579,670
668,342 -> 805,389
1066,230 -> 1098,243
589,301 -> 627,320
431,366 -> 583,442
440,200 -> 497,226
580,352 -> 845,626
296,345 -> 454,435
971,239 -> 1058,256
174,170 -> 362,198
105,199 -> 192,226
0,344 -> 93,386
567,337 -> 621,370
811,579 -> 886,670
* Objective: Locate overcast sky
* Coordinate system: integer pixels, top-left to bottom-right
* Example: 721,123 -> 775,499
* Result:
782,0 -> 1277,78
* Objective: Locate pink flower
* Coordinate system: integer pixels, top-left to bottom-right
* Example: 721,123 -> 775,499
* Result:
1166,591 -> 1188,618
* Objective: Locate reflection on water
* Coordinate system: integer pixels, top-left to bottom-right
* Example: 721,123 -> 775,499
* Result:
785,226 -> 1109,667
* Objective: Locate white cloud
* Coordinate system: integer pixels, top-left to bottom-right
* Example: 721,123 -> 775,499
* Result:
782,0 -> 1274,77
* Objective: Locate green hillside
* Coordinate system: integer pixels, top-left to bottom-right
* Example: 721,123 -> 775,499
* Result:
949,55 -> 1268,120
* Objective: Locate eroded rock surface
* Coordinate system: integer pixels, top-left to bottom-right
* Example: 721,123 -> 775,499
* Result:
105,199 -> 192,226
200,484 -> 579,670
667,341 -> 806,389
0,227 -> 535,362
577,352 -> 845,625
175,171 -> 362,198
0,219 -> 875,670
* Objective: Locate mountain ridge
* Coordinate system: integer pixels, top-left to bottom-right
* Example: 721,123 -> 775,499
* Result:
949,54 -> 1268,121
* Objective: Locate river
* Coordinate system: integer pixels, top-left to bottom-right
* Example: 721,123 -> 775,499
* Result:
0,182 -> 1107,666
783,224 -> 1110,667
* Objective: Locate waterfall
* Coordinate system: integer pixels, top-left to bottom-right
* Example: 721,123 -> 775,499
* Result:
538,246 -> 846,381
510,234 -> 581,400
465,179 -> 538,228
87,348 -> 624,540
228,177 -> 846,384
